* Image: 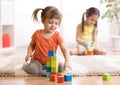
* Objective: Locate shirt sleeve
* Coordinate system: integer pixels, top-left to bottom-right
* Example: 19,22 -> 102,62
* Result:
57,32 -> 64,44
31,30 -> 38,42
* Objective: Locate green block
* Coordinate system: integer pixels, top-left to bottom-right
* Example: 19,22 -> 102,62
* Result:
46,61 -> 51,67
51,56 -> 57,61
103,73 -> 111,81
51,67 -> 58,72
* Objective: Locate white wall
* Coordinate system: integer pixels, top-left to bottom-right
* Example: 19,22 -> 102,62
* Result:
14,0 -> 110,47
15,0 -> 62,47
61,0 -> 110,45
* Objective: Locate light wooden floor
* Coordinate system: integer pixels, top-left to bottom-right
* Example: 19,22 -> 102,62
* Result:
0,46 -> 120,85
0,76 -> 120,85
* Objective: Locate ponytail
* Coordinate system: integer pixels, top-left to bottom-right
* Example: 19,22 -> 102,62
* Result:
82,7 -> 100,32
32,6 -> 62,24
82,13 -> 85,33
32,8 -> 44,22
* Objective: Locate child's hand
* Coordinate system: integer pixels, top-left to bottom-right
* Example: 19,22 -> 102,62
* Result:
25,54 -> 32,63
64,61 -> 72,70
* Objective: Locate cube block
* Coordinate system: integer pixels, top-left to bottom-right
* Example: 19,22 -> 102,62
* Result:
88,51 -> 93,55
103,73 -> 111,81
50,73 -> 58,82
58,76 -> 64,83
46,61 -> 51,67
51,67 -> 58,72
64,75 -> 72,81
46,67 -> 51,72
51,56 -> 57,61
84,50 -> 87,55
88,47 -> 92,51
48,50 -> 55,56
51,61 -> 58,68
46,72 -> 50,78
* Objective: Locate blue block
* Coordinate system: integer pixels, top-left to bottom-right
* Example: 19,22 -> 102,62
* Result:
46,67 -> 51,72
46,72 -> 50,78
64,75 -> 72,81
86,42 -> 92,48
48,50 -> 55,56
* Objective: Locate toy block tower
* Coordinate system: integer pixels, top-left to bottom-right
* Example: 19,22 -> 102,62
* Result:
46,50 -> 58,82
46,61 -> 51,77
87,47 -> 93,55
84,42 -> 93,55
46,50 -> 55,78
46,50 -> 72,83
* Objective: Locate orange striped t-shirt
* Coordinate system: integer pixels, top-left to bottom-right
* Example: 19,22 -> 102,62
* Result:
31,29 -> 63,64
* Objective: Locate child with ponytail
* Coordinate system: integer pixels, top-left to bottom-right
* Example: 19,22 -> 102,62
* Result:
23,6 -> 71,76
70,7 -> 107,55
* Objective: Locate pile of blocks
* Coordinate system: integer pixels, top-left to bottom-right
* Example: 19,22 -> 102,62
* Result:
84,42 -> 93,55
46,50 -> 72,83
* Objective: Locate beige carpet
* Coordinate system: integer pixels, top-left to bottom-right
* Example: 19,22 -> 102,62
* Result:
0,55 -> 120,77
64,55 -> 120,76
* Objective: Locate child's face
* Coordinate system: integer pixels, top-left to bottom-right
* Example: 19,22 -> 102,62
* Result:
43,18 -> 60,33
86,14 -> 99,26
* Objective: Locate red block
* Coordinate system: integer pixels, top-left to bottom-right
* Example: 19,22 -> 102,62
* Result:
50,73 -> 58,82
58,76 -> 64,83
84,50 -> 87,55
88,51 -> 93,55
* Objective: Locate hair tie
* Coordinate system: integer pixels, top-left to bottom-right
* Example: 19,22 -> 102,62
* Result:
42,8 -> 44,11
85,9 -> 88,14
39,8 -> 44,11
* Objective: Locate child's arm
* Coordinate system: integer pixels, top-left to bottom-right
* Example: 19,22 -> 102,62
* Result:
59,43 -> 72,70
25,40 -> 35,62
92,28 -> 98,49
76,24 -> 88,46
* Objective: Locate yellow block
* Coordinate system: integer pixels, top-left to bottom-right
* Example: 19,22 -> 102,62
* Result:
88,47 -> 92,51
61,72 -> 67,76
51,61 -> 58,68
84,50 -> 87,55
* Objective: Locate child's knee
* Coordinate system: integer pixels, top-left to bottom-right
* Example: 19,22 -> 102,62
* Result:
30,61 -> 43,75
23,60 -> 43,75
93,48 -> 107,55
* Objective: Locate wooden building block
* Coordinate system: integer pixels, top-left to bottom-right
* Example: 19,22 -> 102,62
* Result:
103,73 -> 111,81
64,74 -> 72,82
50,73 -> 58,82
46,61 -> 51,67
51,61 -> 58,68
58,76 -> 64,83
51,67 -> 58,72
48,50 -> 55,56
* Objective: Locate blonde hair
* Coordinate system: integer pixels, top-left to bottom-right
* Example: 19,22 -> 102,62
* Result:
32,6 -> 62,25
